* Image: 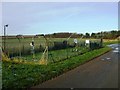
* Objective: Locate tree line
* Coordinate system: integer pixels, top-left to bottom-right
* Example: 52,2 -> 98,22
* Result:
90,30 -> 120,39
37,30 -> 120,39
3,30 -> 119,39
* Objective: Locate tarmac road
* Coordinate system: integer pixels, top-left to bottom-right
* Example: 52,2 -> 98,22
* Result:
32,44 -> 119,88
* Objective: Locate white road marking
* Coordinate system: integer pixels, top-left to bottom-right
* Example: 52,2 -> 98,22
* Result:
101,57 -> 111,61
106,57 -> 111,60
113,50 -> 119,53
101,59 -> 105,61
111,47 -> 114,49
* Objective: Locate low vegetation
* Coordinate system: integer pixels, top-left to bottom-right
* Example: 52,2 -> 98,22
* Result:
2,45 -> 111,88
2,35 -> 119,89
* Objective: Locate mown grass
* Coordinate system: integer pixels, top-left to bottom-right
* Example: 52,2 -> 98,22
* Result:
19,46 -> 89,63
1,38 -> 100,57
103,39 -> 119,46
2,46 -> 111,89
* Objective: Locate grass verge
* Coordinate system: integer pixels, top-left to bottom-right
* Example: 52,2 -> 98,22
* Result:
103,39 -> 119,46
2,46 -> 111,89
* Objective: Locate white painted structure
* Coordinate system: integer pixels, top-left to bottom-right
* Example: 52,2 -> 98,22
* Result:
85,40 -> 90,46
74,39 -> 78,44
85,40 -> 90,44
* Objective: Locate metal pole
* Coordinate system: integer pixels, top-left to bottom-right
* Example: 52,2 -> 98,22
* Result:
101,32 -> 103,47
43,35 -> 48,63
3,25 -> 8,54
19,39 -> 21,58
66,33 -> 75,59
4,25 -> 6,53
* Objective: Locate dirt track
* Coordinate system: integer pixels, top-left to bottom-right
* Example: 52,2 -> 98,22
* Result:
32,44 -> 119,88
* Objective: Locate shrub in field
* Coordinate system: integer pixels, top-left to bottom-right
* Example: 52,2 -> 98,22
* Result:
2,53 -> 10,61
39,59 -> 48,65
53,41 -> 68,50
89,41 -> 102,50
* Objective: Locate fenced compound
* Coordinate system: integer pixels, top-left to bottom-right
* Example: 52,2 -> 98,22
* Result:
1,36 -> 103,65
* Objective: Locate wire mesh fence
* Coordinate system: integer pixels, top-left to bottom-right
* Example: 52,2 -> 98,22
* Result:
2,36 -> 103,64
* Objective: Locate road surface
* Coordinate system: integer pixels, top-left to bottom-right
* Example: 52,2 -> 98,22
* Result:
32,44 -> 119,88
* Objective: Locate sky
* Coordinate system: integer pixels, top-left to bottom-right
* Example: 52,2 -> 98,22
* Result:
2,2 -> 118,35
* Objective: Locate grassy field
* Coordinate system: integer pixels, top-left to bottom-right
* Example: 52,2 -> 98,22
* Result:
1,37 -> 118,64
1,37 -> 102,58
103,39 -> 119,46
9,46 -> 89,65
1,37 -> 99,63
2,46 -> 112,88
1,37 -> 100,56
1,38 -> 119,88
